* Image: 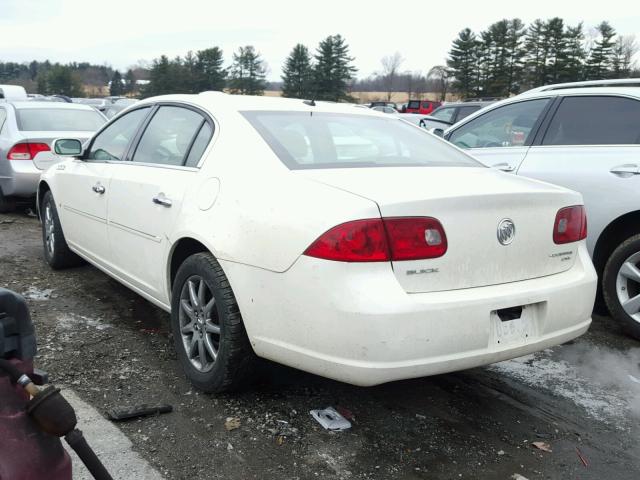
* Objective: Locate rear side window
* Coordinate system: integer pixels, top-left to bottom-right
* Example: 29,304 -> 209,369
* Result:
542,96 -> 640,145
449,99 -> 549,149
0,108 -> 6,132
242,111 -> 481,170
456,105 -> 480,122
17,108 -> 106,132
408,101 -> 420,109
88,107 -> 150,161
132,106 -> 207,167
184,122 -> 213,167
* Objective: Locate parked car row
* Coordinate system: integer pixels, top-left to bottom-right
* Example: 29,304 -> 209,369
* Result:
0,80 -> 637,395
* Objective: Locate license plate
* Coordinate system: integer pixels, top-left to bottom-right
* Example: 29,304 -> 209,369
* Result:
491,305 -> 535,346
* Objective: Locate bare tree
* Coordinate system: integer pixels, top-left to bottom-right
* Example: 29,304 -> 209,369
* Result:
612,35 -> 639,78
380,52 -> 404,101
428,65 -> 450,101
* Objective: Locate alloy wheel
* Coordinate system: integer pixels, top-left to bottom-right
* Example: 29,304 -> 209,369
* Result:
44,204 -> 55,256
616,251 -> 640,324
178,275 -> 220,372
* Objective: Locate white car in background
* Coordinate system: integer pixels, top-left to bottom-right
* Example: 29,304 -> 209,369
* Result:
38,93 -> 596,392
443,79 -> 640,339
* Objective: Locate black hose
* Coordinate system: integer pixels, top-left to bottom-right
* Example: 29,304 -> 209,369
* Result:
65,429 -> 114,480
0,358 -> 23,383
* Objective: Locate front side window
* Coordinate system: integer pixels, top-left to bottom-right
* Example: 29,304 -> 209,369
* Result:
542,96 -> 640,145
87,107 -> 150,161
243,111 -> 481,170
449,99 -> 549,149
17,108 -> 106,132
431,107 -> 456,123
132,106 -> 207,166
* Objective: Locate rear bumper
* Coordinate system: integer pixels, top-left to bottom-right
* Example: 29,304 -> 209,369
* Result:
221,244 -> 597,386
0,160 -> 40,197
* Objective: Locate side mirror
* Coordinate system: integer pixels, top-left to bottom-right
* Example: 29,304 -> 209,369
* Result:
53,138 -> 83,156
429,128 -> 445,138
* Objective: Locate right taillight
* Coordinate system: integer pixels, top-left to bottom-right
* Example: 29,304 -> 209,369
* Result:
553,206 -> 587,244
303,217 -> 447,262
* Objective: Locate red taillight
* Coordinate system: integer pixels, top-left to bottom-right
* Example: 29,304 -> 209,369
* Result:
304,219 -> 390,262
384,217 -> 447,260
303,217 -> 448,262
7,142 -> 50,160
553,206 -> 587,244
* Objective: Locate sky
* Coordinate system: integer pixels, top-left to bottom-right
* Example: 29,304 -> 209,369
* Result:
0,0 -> 639,80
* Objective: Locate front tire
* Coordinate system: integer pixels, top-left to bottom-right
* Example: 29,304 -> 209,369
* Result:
171,252 -> 257,392
41,191 -> 83,269
603,234 -> 640,340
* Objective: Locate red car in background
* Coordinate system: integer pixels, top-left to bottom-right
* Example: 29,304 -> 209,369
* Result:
402,99 -> 441,114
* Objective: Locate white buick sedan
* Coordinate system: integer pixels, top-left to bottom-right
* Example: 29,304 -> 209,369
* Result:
38,93 -> 597,392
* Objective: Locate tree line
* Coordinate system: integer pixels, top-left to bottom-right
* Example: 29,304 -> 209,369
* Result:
447,19 -> 639,99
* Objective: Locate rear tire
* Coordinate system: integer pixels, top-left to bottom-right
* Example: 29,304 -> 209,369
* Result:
603,234 -> 640,340
0,188 -> 15,214
41,191 -> 84,269
171,252 -> 257,392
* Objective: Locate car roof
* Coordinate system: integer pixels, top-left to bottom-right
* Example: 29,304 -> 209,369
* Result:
136,92 -> 387,118
516,85 -> 640,100
9,101 -> 100,110
437,101 -> 492,107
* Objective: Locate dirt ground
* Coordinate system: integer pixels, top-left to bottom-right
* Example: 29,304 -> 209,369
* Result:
1,210 -> 639,480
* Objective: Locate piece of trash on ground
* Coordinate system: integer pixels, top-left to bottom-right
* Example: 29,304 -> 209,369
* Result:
225,417 -> 241,431
628,374 -> 640,385
107,404 -> 172,421
310,407 -> 352,431
511,474 -> 529,480
576,447 -> 589,467
532,441 -> 552,453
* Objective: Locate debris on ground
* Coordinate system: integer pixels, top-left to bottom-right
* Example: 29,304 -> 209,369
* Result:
511,475 -> 529,480
310,407 -> 352,431
335,405 -> 355,422
225,417 -> 241,431
628,374 -> 640,385
576,447 -> 590,467
497,450 -> 505,456
531,441 -> 552,453
107,404 -> 173,421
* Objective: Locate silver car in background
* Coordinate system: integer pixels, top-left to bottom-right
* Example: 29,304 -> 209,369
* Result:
0,101 -> 106,211
443,79 -> 640,339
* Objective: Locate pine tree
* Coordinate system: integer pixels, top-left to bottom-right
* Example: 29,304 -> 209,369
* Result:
109,70 -> 124,96
281,44 -> 313,99
505,19 -> 527,94
544,18 -> 567,84
124,69 -> 136,94
447,28 -> 478,98
524,19 -> 550,88
561,24 -> 586,82
585,21 -> 616,79
312,34 -> 357,102
195,47 -> 226,92
228,46 -> 267,95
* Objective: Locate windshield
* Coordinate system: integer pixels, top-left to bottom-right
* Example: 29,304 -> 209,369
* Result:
242,111 -> 481,170
17,108 -> 106,132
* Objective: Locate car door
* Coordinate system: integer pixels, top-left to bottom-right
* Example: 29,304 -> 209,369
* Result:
518,94 -> 640,254
107,104 -> 214,301
446,98 -> 552,172
55,107 -> 151,266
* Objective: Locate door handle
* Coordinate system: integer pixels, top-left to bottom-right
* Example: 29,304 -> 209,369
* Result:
610,164 -> 640,176
92,183 -> 106,194
152,194 -> 172,207
491,162 -> 516,172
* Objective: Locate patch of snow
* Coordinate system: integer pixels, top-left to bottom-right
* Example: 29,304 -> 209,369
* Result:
56,313 -> 112,331
23,286 -> 53,300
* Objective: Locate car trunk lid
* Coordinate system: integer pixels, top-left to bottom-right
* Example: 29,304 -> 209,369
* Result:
298,166 -> 583,293
16,132 -> 92,170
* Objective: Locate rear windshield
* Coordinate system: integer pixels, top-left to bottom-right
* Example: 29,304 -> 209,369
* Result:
407,101 -> 420,109
17,108 -> 106,132
242,111 -> 481,170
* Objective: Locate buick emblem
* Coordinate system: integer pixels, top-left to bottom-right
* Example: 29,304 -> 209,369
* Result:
497,219 -> 516,245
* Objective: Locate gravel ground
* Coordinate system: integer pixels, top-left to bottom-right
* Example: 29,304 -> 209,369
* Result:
1,210 -> 639,480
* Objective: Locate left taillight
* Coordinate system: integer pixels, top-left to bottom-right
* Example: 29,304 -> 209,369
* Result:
7,142 -> 50,160
553,206 -> 587,244
303,217 -> 448,262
